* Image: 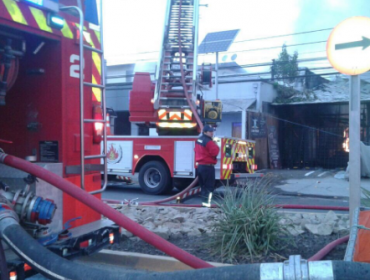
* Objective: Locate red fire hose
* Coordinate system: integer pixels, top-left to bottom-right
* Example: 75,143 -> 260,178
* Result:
308,235 -> 349,261
0,153 -> 213,269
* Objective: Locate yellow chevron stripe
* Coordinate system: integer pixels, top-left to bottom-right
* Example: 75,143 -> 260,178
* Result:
61,21 -> 73,39
29,7 -> 52,33
94,30 -> 101,44
92,75 -> 101,102
76,23 -> 95,47
92,52 -> 101,75
3,0 -> 27,25
225,170 -> 231,179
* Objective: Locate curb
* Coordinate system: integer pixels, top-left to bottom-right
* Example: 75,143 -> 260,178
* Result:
79,249 -> 232,272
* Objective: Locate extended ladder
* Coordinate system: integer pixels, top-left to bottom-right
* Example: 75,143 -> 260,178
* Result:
154,0 -> 199,112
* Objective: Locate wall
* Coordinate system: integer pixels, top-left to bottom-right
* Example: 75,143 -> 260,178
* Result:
216,112 -> 241,138
106,86 -> 130,111
203,80 -> 258,101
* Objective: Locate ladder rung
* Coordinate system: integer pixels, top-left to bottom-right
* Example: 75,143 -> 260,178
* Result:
84,119 -> 107,123
159,105 -> 190,109
84,82 -> 104,89
160,97 -> 187,100
162,82 -> 192,86
85,154 -> 106,160
83,44 -> 103,54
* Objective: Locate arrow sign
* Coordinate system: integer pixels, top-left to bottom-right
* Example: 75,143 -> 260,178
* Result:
335,36 -> 370,50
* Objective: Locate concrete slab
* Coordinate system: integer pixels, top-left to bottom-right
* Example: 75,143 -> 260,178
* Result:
273,173 -> 370,199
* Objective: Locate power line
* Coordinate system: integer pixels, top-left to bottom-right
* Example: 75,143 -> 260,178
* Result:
218,66 -> 334,79
232,28 -> 333,44
203,41 -> 327,55
218,72 -> 340,84
106,56 -> 331,79
219,56 -> 328,70
107,27 -> 333,57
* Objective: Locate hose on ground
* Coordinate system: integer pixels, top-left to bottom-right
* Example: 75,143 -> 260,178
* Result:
308,235 -> 349,261
332,260 -> 370,280
0,239 -> 9,280
1,221 -> 364,280
140,177 -> 199,206
0,153 -> 213,269
1,222 -> 265,280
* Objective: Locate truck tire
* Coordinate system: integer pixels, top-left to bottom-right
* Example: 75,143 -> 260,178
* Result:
139,161 -> 172,195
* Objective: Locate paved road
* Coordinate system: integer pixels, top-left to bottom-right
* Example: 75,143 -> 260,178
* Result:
102,179 -> 350,213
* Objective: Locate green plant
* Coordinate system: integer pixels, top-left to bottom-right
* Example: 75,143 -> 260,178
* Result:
209,175 -> 291,263
361,187 -> 370,207
271,44 -> 298,85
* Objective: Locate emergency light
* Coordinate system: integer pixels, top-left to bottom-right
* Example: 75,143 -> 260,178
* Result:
93,106 -> 104,144
47,13 -> 64,30
25,0 -> 43,5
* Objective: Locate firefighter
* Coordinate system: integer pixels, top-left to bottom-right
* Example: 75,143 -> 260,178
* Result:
195,125 -> 220,206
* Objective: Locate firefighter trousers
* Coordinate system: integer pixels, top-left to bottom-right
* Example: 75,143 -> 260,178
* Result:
197,165 -> 215,202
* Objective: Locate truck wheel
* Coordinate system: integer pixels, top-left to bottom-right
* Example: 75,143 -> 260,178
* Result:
139,161 -> 172,195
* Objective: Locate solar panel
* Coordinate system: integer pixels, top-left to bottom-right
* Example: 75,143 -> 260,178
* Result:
198,29 -> 240,54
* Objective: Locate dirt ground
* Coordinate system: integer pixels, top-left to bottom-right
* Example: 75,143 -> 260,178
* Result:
108,232 -> 348,265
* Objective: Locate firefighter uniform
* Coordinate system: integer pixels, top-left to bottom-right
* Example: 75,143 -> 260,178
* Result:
194,125 -> 220,204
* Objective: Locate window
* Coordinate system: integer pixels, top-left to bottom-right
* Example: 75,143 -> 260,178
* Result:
232,122 -> 241,138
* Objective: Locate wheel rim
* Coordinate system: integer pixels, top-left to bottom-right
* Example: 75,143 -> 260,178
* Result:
143,167 -> 162,189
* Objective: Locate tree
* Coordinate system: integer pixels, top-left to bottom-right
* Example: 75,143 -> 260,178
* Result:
271,44 -> 298,85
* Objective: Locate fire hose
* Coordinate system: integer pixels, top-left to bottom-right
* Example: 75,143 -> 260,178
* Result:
0,152 -> 213,270
0,153 -> 351,273
0,219 -> 367,280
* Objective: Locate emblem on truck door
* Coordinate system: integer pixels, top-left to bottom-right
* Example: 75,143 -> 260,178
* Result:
107,143 -> 123,164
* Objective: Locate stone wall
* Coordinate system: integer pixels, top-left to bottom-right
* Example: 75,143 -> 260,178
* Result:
110,205 -> 350,240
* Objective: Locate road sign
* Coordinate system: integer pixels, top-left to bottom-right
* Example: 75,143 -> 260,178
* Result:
327,16 -> 370,75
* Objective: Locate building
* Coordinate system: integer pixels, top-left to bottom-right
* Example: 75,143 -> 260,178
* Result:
272,73 -> 370,169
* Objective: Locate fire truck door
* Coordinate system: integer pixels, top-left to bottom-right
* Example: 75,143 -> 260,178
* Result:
104,141 -> 133,173
174,141 -> 195,178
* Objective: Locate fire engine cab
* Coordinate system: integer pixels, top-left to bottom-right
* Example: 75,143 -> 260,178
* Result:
106,0 -> 258,195
0,0 -> 119,278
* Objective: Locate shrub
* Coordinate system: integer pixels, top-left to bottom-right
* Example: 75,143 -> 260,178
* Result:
209,175 -> 290,262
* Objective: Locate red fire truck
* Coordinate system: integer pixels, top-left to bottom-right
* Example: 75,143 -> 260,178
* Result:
106,0 -> 258,195
0,0 -> 119,278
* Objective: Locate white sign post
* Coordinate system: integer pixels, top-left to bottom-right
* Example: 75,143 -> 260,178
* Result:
327,16 -> 370,225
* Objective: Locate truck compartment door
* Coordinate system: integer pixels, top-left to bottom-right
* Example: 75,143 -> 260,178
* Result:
174,141 -> 195,178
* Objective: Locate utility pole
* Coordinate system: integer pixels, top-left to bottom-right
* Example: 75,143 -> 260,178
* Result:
349,75 -> 361,224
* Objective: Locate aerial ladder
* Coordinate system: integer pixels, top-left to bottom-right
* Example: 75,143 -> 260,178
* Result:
129,0 -> 202,135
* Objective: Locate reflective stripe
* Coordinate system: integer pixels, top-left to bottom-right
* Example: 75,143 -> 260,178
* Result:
3,0 -> 27,25
94,30 -> 101,44
61,21 -> 73,39
169,112 -> 182,121
158,109 -> 167,120
29,7 -> 52,33
92,52 -> 101,75
92,75 -> 101,102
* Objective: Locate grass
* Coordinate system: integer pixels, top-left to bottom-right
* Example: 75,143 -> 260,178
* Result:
209,174 -> 291,262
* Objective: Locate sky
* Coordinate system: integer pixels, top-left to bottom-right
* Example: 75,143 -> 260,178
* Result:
102,0 -> 370,77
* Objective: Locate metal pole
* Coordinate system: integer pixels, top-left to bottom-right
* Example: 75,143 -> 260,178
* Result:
215,52 -> 219,99
349,75 -> 361,225
242,109 -> 246,139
